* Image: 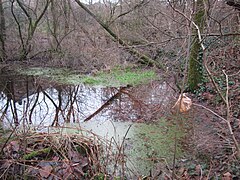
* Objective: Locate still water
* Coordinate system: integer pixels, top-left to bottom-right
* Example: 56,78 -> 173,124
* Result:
0,70 -> 188,176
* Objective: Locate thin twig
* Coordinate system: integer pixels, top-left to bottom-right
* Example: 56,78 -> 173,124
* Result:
192,103 -> 228,123
0,126 -> 17,155
223,70 -> 240,156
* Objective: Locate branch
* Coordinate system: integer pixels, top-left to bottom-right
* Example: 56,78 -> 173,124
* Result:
74,0 -> 164,69
222,70 -> 240,156
192,103 -> 228,123
10,1 -> 25,51
203,59 -> 227,104
109,0 -> 148,25
33,0 -> 50,34
84,87 -> 127,122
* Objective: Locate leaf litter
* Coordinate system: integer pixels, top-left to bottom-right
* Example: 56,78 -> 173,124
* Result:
0,130 -> 104,179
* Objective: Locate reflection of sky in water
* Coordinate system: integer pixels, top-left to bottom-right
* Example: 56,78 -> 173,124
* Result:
0,85 -> 113,128
0,81 -> 173,130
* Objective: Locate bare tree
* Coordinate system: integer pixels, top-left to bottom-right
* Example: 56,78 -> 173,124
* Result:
74,0 -> 163,68
10,0 -> 50,60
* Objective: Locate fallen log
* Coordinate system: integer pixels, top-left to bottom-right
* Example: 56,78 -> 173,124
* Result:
74,0 -> 164,69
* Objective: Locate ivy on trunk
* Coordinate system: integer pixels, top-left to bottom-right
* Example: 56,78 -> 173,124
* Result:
188,0 -> 205,92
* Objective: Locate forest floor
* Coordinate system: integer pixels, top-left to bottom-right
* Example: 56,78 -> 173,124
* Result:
0,58 -> 239,179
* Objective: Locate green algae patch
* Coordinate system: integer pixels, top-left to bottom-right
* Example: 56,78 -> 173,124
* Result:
81,68 -> 156,87
126,118 -> 187,174
17,67 -> 157,87
61,117 -> 188,176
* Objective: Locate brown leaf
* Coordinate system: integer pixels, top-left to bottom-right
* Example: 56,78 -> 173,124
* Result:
80,157 -> 89,168
202,92 -> 214,100
39,165 -> 53,178
68,150 -> 81,163
73,166 -> 84,176
172,93 -> 192,113
182,169 -> 190,180
52,156 -> 59,161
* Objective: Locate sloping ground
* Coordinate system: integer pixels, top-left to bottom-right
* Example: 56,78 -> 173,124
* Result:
192,107 -> 239,178
166,105 -> 239,179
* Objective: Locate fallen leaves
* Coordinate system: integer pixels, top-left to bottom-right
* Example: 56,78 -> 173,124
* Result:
39,165 -> 53,178
0,132 -> 101,179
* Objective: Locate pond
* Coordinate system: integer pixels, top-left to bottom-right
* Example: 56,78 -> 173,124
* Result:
0,68 -> 190,177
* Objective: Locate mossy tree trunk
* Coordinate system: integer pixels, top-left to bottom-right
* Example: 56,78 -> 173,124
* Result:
0,0 -> 6,62
188,0 -> 205,92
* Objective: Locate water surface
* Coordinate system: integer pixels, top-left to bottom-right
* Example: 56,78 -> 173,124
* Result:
0,70 -> 188,176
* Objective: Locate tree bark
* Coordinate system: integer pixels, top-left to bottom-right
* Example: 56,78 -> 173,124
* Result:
188,0 -> 205,91
0,0 -> 6,62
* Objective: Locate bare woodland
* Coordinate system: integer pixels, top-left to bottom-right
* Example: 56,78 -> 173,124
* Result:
0,0 -> 239,86
0,0 -> 240,179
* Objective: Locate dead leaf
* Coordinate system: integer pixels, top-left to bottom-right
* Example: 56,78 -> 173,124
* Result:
52,156 -> 59,161
68,150 -> 81,163
181,169 -> 190,180
172,93 -> 192,113
80,157 -> 88,168
39,165 -> 53,178
73,166 -> 84,176
202,92 -> 214,100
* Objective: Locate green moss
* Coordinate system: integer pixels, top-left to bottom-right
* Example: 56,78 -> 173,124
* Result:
23,147 -> 52,160
188,0 -> 205,92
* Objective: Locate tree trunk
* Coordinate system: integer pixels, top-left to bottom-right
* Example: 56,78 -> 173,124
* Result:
11,0 -> 50,60
0,0 -> 6,62
188,0 -> 205,91
74,0 -> 164,69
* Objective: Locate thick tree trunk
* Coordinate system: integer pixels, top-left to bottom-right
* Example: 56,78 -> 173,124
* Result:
188,0 -> 205,91
0,0 -> 6,62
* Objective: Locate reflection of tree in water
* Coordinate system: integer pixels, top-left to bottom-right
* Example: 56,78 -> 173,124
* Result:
109,82 -> 173,122
0,77 -> 115,127
0,73 -> 173,128
0,73 -> 38,125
